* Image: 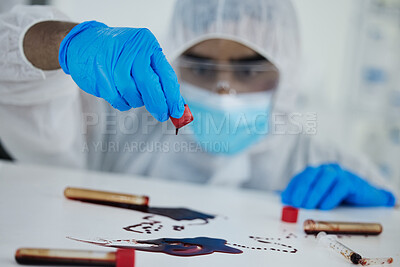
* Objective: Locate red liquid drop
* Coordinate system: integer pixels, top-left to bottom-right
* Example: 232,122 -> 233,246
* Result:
170,104 -> 194,135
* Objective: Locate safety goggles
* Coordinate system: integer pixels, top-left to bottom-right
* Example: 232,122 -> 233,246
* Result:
176,56 -> 279,94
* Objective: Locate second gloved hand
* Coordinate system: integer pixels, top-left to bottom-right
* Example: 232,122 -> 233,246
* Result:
59,21 -> 184,122
281,163 -> 395,210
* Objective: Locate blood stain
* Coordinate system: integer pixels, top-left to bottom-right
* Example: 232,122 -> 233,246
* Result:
173,225 -> 185,231
243,236 -> 297,254
76,237 -> 242,257
285,233 -> 297,239
124,216 -> 163,234
72,198 -> 215,222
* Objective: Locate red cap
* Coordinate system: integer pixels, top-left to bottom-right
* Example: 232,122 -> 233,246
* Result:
281,206 -> 299,223
116,249 -> 135,267
142,196 -> 150,206
170,104 -> 194,130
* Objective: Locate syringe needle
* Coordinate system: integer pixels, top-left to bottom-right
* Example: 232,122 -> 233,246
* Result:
317,232 -> 362,264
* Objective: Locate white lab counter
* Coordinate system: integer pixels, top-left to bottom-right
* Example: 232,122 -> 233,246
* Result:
0,160 -> 399,266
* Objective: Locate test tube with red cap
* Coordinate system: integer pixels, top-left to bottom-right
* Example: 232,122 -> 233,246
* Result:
15,248 -> 135,266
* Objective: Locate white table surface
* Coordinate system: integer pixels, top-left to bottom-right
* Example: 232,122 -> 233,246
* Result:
0,160 -> 399,267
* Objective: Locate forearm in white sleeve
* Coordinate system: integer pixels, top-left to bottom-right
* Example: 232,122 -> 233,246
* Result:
0,5 -> 86,169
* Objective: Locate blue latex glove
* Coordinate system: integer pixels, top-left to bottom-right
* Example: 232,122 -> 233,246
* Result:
281,163 -> 396,210
59,21 -> 184,122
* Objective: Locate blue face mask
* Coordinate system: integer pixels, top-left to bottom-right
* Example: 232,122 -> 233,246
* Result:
181,83 -> 273,155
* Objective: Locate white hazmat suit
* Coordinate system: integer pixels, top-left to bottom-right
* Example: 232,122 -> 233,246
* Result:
0,1 -> 393,194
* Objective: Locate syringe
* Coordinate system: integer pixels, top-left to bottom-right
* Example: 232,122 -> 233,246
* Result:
317,231 -> 362,264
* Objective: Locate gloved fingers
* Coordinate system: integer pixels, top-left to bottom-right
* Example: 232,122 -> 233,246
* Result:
290,166 -> 323,207
281,168 -> 306,204
281,166 -> 321,207
302,165 -> 338,209
119,84 -> 145,109
91,66 -> 132,111
281,179 -> 295,205
108,94 -> 132,111
362,188 -> 396,207
132,55 -> 169,122
319,178 -> 351,210
368,189 -> 396,207
344,174 -> 396,207
114,59 -> 145,108
150,49 -> 185,119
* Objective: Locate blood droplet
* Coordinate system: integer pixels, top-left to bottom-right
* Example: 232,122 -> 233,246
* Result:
170,104 -> 194,135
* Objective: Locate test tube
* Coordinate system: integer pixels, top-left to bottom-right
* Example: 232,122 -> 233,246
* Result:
15,248 -> 135,266
64,187 -> 149,208
317,232 -> 362,264
304,219 -> 382,235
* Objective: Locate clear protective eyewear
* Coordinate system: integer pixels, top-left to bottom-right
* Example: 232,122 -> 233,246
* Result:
177,55 -> 279,94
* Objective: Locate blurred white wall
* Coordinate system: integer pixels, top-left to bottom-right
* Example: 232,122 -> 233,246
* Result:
293,0 -> 355,147
294,0 -> 354,106
0,0 -> 28,13
50,0 -> 176,46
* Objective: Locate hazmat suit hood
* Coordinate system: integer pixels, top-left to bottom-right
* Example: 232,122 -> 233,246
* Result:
165,0 -> 301,113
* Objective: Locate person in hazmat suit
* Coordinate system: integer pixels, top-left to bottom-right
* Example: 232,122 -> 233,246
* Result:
0,0 -> 396,209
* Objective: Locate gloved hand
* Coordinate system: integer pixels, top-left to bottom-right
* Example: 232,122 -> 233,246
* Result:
59,21 -> 184,122
281,163 -> 396,210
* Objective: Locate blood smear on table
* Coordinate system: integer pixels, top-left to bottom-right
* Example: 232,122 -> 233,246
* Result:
146,207 -> 214,222
130,237 -> 242,256
74,198 -> 215,222
69,236 -> 242,257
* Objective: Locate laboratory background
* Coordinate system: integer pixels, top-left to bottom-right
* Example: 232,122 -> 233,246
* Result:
1,0 -> 399,190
